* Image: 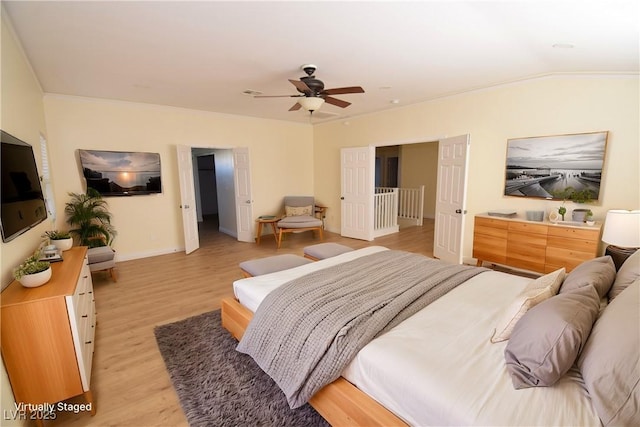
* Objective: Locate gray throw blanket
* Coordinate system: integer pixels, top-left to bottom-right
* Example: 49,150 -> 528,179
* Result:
236,250 -> 487,408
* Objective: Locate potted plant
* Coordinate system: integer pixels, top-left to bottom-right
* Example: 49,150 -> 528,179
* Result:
64,188 -> 116,247
552,187 -> 595,222
557,205 -> 567,221
585,209 -> 595,226
552,187 -> 596,204
44,230 -> 73,251
13,251 -> 52,288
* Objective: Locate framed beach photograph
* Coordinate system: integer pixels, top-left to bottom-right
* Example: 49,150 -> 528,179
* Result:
503,131 -> 608,202
78,149 -> 162,196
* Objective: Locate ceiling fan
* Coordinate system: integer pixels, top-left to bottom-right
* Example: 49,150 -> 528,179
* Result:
255,64 -> 365,112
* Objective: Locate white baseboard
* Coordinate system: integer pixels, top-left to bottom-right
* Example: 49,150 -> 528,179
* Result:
115,246 -> 184,262
218,226 -> 237,238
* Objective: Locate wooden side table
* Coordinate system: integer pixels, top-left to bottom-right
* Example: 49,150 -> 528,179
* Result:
255,216 -> 279,244
315,205 -> 328,229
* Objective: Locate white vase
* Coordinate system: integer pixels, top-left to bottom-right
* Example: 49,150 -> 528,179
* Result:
51,238 -> 73,251
19,267 -> 52,288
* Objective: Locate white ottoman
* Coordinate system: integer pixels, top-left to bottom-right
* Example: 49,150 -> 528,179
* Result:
303,243 -> 354,261
87,245 -> 117,281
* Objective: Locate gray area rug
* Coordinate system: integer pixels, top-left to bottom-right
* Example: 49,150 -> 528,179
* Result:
154,310 -> 329,427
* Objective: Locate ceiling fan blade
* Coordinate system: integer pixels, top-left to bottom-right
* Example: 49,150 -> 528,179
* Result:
254,94 -> 301,98
289,79 -> 312,93
289,102 -> 302,111
323,86 -> 365,95
324,96 -> 351,108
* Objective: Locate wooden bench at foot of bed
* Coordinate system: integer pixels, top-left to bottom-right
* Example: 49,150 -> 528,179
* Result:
221,297 -> 408,427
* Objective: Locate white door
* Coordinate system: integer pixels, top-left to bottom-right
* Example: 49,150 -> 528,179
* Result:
434,135 -> 470,264
340,147 -> 374,241
176,145 -> 200,254
233,147 -> 254,242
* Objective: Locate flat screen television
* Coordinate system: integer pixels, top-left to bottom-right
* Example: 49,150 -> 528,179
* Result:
1,130 -> 48,242
78,149 -> 162,196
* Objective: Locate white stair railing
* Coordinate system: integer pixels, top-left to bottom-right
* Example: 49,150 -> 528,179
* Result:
373,188 -> 399,237
374,185 -> 425,235
398,185 -> 424,226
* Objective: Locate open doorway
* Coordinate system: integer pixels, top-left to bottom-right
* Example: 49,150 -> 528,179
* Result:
191,148 -> 238,246
343,135 -> 468,263
396,141 -> 438,222
178,145 -> 255,254
374,141 -> 438,228
193,154 -> 221,244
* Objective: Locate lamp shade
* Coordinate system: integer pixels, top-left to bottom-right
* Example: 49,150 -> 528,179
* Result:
297,97 -> 324,111
602,210 -> 640,248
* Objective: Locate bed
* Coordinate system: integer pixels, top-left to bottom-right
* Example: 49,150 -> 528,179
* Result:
221,246 -> 639,426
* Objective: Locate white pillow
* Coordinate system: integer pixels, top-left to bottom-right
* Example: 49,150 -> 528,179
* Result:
490,268 -> 565,343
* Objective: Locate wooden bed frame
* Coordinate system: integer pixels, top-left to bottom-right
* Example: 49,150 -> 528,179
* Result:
221,297 -> 408,427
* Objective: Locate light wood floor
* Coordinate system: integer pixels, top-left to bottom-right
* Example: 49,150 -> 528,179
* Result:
44,218 -> 435,426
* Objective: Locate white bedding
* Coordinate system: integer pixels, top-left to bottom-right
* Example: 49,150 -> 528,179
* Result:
232,247 -> 602,426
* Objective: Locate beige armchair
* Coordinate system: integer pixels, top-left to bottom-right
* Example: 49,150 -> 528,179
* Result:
276,196 -> 324,248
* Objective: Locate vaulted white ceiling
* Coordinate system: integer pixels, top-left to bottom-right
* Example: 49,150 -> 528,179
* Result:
4,1 -> 639,124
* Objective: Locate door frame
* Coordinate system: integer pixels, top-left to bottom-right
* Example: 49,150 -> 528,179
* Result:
368,134 -> 469,260
177,144 -> 254,252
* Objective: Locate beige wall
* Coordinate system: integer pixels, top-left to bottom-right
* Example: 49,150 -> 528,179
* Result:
43,95 -> 314,260
400,142 -> 439,218
0,13 -> 51,287
314,75 -> 640,260
0,11 -> 47,426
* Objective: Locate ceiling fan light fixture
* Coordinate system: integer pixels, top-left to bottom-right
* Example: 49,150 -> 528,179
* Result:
298,96 -> 325,112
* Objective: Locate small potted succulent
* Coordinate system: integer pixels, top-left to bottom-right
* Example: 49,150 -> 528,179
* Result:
558,205 -> 567,221
44,230 -> 73,251
585,210 -> 595,226
13,251 -> 52,288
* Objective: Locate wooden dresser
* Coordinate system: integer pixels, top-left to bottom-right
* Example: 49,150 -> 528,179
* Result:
1,246 -> 96,416
473,214 -> 602,273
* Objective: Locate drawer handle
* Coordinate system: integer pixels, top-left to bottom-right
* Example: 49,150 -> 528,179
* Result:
85,341 -> 92,344
78,292 -> 86,296
82,314 -> 88,318
83,275 -> 88,279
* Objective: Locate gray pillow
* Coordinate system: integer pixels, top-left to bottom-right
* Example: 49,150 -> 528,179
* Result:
578,279 -> 640,426
608,249 -> 639,301
559,256 -> 616,298
504,285 -> 600,389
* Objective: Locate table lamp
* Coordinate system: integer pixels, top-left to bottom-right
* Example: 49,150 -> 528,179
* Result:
601,209 -> 640,270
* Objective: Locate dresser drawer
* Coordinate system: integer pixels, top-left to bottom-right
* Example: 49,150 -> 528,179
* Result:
81,303 -> 96,388
547,235 -> 598,253
547,225 -> 600,241
508,221 -> 548,235
473,234 -> 507,264
71,263 -> 91,313
508,230 -> 547,247
507,242 -> 546,273
475,224 -> 508,239
475,216 -> 509,230
546,247 -> 596,273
